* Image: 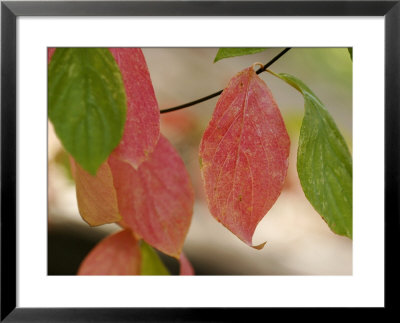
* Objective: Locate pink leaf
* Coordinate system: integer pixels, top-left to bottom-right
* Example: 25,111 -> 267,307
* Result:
109,48 -> 160,168
179,252 -> 195,275
78,229 -> 141,275
72,159 -> 121,226
48,47 -> 55,63
109,135 -> 194,259
199,66 -> 290,248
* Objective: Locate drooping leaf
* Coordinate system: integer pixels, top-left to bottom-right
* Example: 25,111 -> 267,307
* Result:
78,229 -> 141,275
140,241 -> 170,275
109,48 -> 160,169
179,252 -> 194,275
48,48 -> 127,175
108,135 -> 194,259
199,66 -> 290,248
72,159 -> 121,226
347,48 -> 353,60
274,73 -> 352,238
214,48 -> 268,63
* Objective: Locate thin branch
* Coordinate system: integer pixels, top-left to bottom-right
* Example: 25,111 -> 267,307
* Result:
159,48 -> 292,114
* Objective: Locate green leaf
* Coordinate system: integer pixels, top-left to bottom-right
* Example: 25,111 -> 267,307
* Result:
48,48 -> 127,175
273,73 -> 352,238
348,48 -> 353,60
140,241 -> 170,275
214,48 -> 268,62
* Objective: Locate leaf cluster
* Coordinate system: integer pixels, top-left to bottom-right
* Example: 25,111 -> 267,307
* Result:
48,47 -> 352,275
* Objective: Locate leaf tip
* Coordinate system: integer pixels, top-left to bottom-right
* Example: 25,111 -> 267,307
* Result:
179,252 -> 195,275
251,241 -> 267,250
86,167 -> 99,176
347,48 -> 353,60
84,213 -> 122,227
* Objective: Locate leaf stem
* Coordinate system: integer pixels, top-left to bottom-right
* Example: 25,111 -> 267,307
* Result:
159,48 -> 292,114
266,68 -> 302,94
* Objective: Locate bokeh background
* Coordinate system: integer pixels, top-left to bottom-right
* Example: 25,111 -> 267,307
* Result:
48,47 -> 352,275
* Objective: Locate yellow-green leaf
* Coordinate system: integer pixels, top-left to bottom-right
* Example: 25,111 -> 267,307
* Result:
48,48 -> 126,175
140,241 -> 170,275
214,48 -> 267,62
274,73 -> 352,238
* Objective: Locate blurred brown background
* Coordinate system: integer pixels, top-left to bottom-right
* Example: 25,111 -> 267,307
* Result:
48,48 -> 352,275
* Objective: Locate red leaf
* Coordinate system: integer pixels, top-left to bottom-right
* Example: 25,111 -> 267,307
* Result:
72,159 -> 121,226
48,48 -> 55,63
199,66 -> 290,248
78,229 -> 141,275
109,48 -> 160,168
179,252 -> 195,275
109,135 -> 194,259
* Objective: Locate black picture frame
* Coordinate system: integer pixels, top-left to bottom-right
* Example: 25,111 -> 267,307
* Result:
1,1 -> 399,321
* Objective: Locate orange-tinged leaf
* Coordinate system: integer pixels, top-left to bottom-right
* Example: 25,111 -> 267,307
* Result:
179,252 -> 195,275
199,66 -> 290,248
108,135 -> 194,259
78,229 -> 141,275
73,159 -> 121,226
68,155 -> 76,179
109,48 -> 160,169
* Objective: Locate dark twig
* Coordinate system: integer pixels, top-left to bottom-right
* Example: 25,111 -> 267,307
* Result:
159,48 -> 292,114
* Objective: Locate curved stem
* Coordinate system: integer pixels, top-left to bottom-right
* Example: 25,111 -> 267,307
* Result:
160,48 -> 292,114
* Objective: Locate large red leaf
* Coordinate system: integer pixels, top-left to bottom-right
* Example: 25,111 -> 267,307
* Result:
109,48 -> 160,169
199,66 -> 290,248
109,135 -> 194,259
78,229 -> 141,275
72,159 -> 121,226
